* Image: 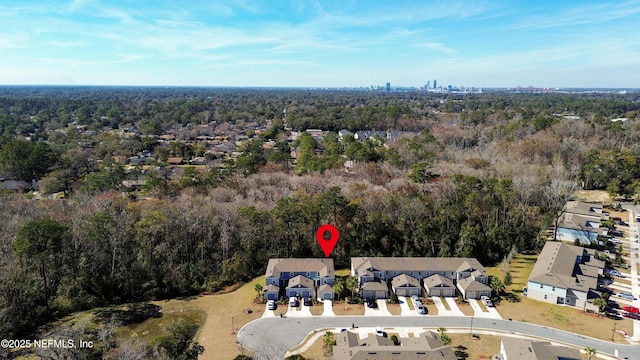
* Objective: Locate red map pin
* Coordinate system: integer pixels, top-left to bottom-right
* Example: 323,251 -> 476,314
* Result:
316,224 -> 339,257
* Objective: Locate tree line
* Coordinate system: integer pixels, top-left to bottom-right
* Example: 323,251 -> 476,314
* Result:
1,87 -> 640,343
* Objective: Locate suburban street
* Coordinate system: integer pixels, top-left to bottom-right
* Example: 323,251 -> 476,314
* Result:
628,206 -> 640,341
237,314 -> 638,359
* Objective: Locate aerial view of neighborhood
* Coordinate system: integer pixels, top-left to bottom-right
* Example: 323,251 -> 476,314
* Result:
2,1 -> 640,360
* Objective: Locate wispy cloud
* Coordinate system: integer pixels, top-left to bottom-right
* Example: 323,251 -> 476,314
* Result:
414,42 -> 457,55
504,1 -> 640,31
68,0 -> 86,13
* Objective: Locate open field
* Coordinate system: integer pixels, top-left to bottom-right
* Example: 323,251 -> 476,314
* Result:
151,277 -> 266,360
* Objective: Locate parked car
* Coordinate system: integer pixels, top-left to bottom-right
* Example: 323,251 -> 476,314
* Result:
303,297 -> 312,306
267,300 -> 276,310
289,296 -> 299,307
416,304 -> 427,315
366,299 -> 378,308
617,292 -> 637,301
480,295 -> 494,307
411,294 -> 420,302
606,269 -> 623,277
609,238 -> 622,244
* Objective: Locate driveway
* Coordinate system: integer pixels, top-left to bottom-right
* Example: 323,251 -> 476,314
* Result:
468,299 -> 501,319
286,303 -> 312,318
322,300 -> 335,316
364,299 -> 392,316
431,296 -> 448,314
397,296 -> 414,316
444,297 -> 465,316
262,303 -> 276,318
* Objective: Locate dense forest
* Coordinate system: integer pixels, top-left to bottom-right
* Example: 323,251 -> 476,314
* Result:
1,87 -> 640,347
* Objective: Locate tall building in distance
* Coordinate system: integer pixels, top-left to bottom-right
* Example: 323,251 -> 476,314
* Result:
433,79 -> 437,89
386,82 -> 391,92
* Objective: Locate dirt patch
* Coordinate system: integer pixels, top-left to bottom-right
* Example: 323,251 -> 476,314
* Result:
449,333 -> 501,360
456,300 -> 475,316
332,302 -> 365,316
575,190 -> 612,203
386,303 -> 401,315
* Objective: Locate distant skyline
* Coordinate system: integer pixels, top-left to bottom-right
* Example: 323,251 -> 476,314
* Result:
1,1 -> 640,88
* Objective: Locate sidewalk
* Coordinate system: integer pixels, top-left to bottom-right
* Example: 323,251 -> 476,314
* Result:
468,299 -> 502,319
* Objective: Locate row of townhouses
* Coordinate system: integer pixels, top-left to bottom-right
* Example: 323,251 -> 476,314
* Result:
263,257 -> 492,301
264,241 -> 605,313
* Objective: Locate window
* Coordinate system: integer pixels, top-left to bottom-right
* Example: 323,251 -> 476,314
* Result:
544,295 -> 547,299
552,286 -> 555,291
540,284 -> 543,288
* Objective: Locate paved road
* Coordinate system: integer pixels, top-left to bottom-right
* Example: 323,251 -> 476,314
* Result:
236,315 -> 638,359
628,206 -> 640,341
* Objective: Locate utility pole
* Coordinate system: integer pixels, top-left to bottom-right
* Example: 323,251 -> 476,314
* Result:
612,322 -> 616,341
470,316 -> 474,337
232,316 -> 235,335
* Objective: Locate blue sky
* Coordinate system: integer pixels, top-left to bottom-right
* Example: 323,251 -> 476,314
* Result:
1,0 -> 639,88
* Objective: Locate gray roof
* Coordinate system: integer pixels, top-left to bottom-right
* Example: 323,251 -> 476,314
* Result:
334,331 -> 456,360
501,337 -> 581,360
318,284 -> 334,294
352,257 -> 486,276
528,242 -> 602,292
423,274 -> 455,288
361,280 -> 389,292
286,275 -> 314,290
265,258 -> 334,278
457,276 -> 491,292
564,201 -> 604,217
264,284 -> 279,293
556,212 -> 604,233
391,274 -> 420,288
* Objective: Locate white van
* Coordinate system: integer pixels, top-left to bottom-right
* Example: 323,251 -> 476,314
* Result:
289,296 -> 299,307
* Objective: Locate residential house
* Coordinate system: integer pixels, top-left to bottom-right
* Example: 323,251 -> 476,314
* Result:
351,257 -> 490,299
337,129 -> 353,141
527,241 -> 604,311
354,130 -> 386,142
423,274 -> 456,297
500,337 -> 581,360
391,273 -> 422,297
264,258 -> 335,300
555,201 -> 607,245
333,330 -> 456,360
285,275 -> 315,298
359,280 -> 389,300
